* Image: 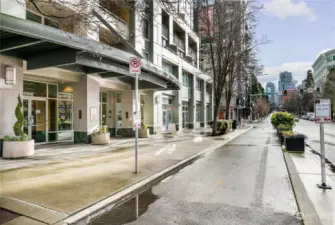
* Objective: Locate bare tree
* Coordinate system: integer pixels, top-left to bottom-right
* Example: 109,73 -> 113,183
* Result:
198,0 -> 266,135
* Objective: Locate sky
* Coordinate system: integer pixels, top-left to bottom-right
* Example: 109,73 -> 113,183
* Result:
255,0 -> 335,89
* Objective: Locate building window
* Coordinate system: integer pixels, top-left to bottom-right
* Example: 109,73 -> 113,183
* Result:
163,62 -> 178,77
196,79 -> 203,91
100,92 -> 108,126
143,50 -> 149,61
196,103 -> 201,122
182,73 -> 192,87
142,18 -> 149,39
26,10 -> 59,28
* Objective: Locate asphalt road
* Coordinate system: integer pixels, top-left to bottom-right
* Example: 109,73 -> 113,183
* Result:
294,119 -> 335,164
91,122 -> 301,225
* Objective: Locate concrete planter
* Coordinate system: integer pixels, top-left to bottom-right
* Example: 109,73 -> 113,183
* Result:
3,139 -> 35,158
285,136 -> 305,152
139,128 -> 149,138
92,132 -> 110,145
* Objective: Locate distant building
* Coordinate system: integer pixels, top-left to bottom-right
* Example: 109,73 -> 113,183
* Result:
278,71 -> 296,106
282,89 -> 297,104
312,48 -> 335,91
266,82 -> 275,104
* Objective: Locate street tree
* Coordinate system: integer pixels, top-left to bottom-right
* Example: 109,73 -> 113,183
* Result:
198,0 -> 265,135
305,69 -> 314,88
253,98 -> 269,118
323,68 -> 335,114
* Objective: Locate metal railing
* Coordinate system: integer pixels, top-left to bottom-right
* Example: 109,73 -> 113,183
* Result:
162,25 -> 169,39
98,4 -> 128,26
173,35 -> 185,50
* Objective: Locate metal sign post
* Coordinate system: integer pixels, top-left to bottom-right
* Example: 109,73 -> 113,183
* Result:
315,99 -> 332,189
130,57 -> 141,174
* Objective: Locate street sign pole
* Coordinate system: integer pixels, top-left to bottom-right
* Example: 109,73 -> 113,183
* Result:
129,57 -> 141,174
315,99 -> 332,189
135,72 -> 139,174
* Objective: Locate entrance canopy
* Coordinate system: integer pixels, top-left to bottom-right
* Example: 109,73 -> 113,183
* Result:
0,13 -> 180,90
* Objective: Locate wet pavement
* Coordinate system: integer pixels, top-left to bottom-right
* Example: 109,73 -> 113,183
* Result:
294,119 -> 335,165
91,122 -> 302,225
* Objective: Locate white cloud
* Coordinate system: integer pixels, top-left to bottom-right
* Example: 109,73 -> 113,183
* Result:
258,61 -> 313,88
264,0 -> 317,22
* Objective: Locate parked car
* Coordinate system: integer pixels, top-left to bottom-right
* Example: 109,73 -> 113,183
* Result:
309,115 -> 315,121
301,115 -> 307,119
294,117 -> 299,122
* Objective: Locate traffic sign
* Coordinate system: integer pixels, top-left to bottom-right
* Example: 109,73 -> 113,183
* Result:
129,57 -> 141,74
315,99 -> 331,123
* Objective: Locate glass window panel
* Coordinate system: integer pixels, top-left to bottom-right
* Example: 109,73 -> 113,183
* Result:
116,92 -> 122,103
48,84 -> 58,98
101,104 -> 107,126
48,99 -> 57,132
48,132 -> 57,142
24,81 -> 46,97
58,100 -> 73,130
31,100 -> 46,143
26,10 -> 42,23
44,18 -> 59,28
101,92 -> 108,103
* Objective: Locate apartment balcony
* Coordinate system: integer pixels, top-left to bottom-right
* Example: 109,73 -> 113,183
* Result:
97,4 -> 129,40
173,35 -> 185,51
181,85 -> 190,99
205,93 -> 211,103
195,90 -> 202,102
162,25 -> 169,39
185,47 -> 197,67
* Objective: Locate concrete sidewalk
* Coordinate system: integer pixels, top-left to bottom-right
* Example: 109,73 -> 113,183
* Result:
284,148 -> 334,225
0,127 -> 252,225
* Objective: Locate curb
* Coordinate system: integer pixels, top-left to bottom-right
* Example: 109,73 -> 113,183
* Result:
282,152 -> 323,225
53,126 -> 254,225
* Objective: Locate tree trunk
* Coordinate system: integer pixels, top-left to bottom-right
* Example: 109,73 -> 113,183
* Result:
224,91 -> 232,119
212,102 -> 220,136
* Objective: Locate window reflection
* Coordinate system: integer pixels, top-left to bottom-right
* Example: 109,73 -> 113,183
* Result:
58,100 -> 73,130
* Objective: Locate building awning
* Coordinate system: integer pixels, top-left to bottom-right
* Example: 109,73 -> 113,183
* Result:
0,13 -> 180,90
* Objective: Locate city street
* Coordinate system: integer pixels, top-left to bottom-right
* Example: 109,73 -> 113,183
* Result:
294,119 -> 335,165
91,122 -> 302,225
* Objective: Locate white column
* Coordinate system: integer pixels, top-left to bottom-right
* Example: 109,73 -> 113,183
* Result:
185,33 -> 189,56
178,62 -> 183,132
203,80 -> 207,127
192,74 -> 196,129
169,16 -> 174,45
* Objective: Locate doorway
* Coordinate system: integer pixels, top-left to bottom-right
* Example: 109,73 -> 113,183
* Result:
23,99 -> 47,143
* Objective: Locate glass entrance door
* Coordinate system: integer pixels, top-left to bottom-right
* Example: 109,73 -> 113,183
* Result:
23,99 -> 47,143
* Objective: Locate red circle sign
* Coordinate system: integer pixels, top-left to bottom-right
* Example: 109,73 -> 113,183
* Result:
130,58 -> 140,68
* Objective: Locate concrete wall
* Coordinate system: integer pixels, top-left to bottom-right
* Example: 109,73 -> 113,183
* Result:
0,55 -> 24,138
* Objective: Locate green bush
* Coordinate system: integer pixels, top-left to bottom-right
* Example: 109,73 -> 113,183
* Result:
4,134 -> 29,141
13,95 -> 24,136
92,126 -> 108,136
4,95 -> 31,142
271,112 -> 295,130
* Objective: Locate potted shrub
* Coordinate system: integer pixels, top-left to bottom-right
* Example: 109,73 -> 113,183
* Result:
284,132 -> 306,152
138,104 -> 149,138
92,126 -> 110,145
3,95 -> 34,159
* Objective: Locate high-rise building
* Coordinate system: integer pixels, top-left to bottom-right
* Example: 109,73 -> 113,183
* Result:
266,82 -> 275,104
278,71 -> 296,92
0,0 -> 213,145
312,49 -> 335,91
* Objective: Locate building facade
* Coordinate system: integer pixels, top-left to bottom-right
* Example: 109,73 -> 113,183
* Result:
266,82 -> 275,104
312,48 -> 335,91
0,0 -> 213,147
277,71 -> 296,106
